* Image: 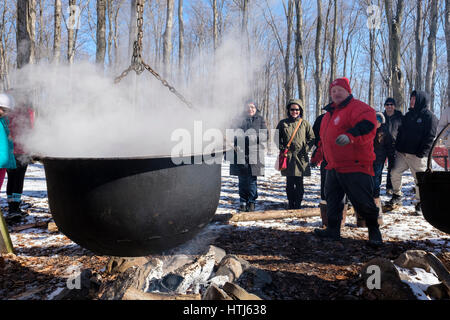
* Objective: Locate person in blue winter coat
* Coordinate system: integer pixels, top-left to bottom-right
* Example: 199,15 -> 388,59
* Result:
0,93 -> 17,222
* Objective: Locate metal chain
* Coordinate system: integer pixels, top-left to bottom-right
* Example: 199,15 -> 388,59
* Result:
114,0 -> 194,109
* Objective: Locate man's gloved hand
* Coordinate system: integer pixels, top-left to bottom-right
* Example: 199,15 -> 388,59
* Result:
335,134 -> 351,146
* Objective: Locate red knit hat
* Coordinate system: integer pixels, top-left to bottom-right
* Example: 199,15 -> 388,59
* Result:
330,77 -> 352,94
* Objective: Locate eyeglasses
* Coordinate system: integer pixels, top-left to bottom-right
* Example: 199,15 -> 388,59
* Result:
290,109 -> 300,112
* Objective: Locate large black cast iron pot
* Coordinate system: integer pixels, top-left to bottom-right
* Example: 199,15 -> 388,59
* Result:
417,123 -> 450,235
42,152 -> 224,256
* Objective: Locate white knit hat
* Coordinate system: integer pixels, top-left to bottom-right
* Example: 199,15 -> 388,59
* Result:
0,93 -> 15,109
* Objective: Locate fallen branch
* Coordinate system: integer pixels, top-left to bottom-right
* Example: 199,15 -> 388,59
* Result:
12,221 -> 48,232
229,207 -> 321,222
122,287 -> 201,300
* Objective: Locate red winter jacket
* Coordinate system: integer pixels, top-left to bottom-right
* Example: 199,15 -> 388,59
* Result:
319,95 -> 377,176
9,107 -> 35,155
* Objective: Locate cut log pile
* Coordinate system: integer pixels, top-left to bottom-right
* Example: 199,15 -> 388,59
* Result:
95,245 -> 265,300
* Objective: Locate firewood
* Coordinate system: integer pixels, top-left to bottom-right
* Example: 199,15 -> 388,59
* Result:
122,287 -> 201,300
229,207 -> 321,222
12,221 -> 48,232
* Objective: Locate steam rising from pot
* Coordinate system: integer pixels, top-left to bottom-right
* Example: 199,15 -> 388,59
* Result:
10,38 -> 262,158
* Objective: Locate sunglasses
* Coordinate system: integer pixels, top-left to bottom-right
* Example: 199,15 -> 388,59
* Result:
290,108 -> 300,112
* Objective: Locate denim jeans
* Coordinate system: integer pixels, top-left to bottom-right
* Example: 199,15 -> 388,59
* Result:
238,175 -> 258,204
373,162 -> 384,198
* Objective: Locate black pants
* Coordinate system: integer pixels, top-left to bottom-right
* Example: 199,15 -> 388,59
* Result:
6,155 -> 29,202
325,169 -> 379,226
286,176 -> 304,209
320,161 -> 328,201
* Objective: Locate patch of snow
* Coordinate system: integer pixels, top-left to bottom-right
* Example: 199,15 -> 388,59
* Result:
394,265 -> 441,300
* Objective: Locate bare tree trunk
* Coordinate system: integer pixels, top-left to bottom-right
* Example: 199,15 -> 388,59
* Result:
107,0 -> 113,70
67,0 -> 77,63
178,0 -> 184,78
425,0 -> 438,111
284,0 -> 294,103
114,1 -> 122,72
96,0 -> 107,67
37,0 -> 43,62
446,0 -> 450,106
294,0 -> 306,107
329,0 -> 337,82
129,0 -> 137,63
368,28 -> 375,107
163,0 -> 174,78
384,0 -> 405,111
17,0 -> 36,69
53,0 -> 61,64
415,0 -> 423,90
314,0 -> 323,117
212,0 -> 218,52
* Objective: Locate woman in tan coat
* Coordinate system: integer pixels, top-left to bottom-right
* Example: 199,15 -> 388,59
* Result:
276,99 -> 315,209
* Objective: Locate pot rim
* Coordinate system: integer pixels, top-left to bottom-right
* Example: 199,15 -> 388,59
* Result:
37,146 -> 233,161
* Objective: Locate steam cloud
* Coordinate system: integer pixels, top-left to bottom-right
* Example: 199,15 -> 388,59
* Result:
10,37 -> 263,158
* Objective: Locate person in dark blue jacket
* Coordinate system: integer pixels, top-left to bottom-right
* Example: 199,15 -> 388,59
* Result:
385,90 -> 438,215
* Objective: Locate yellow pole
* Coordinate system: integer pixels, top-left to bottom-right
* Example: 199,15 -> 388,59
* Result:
0,208 -> 14,254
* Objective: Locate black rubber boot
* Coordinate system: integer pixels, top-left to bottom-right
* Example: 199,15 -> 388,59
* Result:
247,203 -> 255,212
366,218 -> 383,248
239,203 -> 247,212
8,202 -> 26,216
314,220 -> 341,240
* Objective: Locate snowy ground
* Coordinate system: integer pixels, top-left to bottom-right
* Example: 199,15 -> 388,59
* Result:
0,156 -> 449,300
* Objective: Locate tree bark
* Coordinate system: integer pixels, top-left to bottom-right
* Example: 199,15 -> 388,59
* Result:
178,0 -> 184,78
314,0 -> 323,117
368,28 -> 375,107
96,0 -> 107,67
446,0 -> 450,107
163,0 -> 175,78
425,0 -> 438,111
129,0 -> 137,63
294,0 -> 306,107
384,0 -> 405,111
284,0 -> 294,103
415,0 -> 423,90
106,0 -> 113,70
17,0 -> 36,69
53,0 -> 62,64
329,0 -> 337,83
67,0 -> 77,64
212,0 -> 218,52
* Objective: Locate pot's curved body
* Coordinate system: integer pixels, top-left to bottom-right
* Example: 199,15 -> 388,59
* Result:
417,171 -> 450,235
43,154 -> 222,256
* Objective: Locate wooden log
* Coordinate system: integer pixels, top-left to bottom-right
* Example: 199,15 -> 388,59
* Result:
12,221 -> 48,232
122,287 -> 201,300
213,207 -> 355,224
229,207 -> 321,222
425,253 -> 450,292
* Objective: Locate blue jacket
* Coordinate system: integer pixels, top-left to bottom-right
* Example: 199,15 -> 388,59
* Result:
0,117 -> 16,169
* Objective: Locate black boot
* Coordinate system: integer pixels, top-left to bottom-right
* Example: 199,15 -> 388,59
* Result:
366,218 -> 383,248
8,202 -> 26,216
314,220 -> 341,240
247,203 -> 255,212
239,203 -> 247,212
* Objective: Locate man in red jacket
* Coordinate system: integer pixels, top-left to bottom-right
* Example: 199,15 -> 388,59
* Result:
314,78 -> 382,247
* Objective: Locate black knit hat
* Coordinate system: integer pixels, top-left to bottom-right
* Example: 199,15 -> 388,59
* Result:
384,97 -> 396,106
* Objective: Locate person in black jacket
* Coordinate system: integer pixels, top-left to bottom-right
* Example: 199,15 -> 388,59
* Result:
382,97 -> 403,193
373,112 -> 395,201
385,90 -> 438,214
230,102 -> 267,212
